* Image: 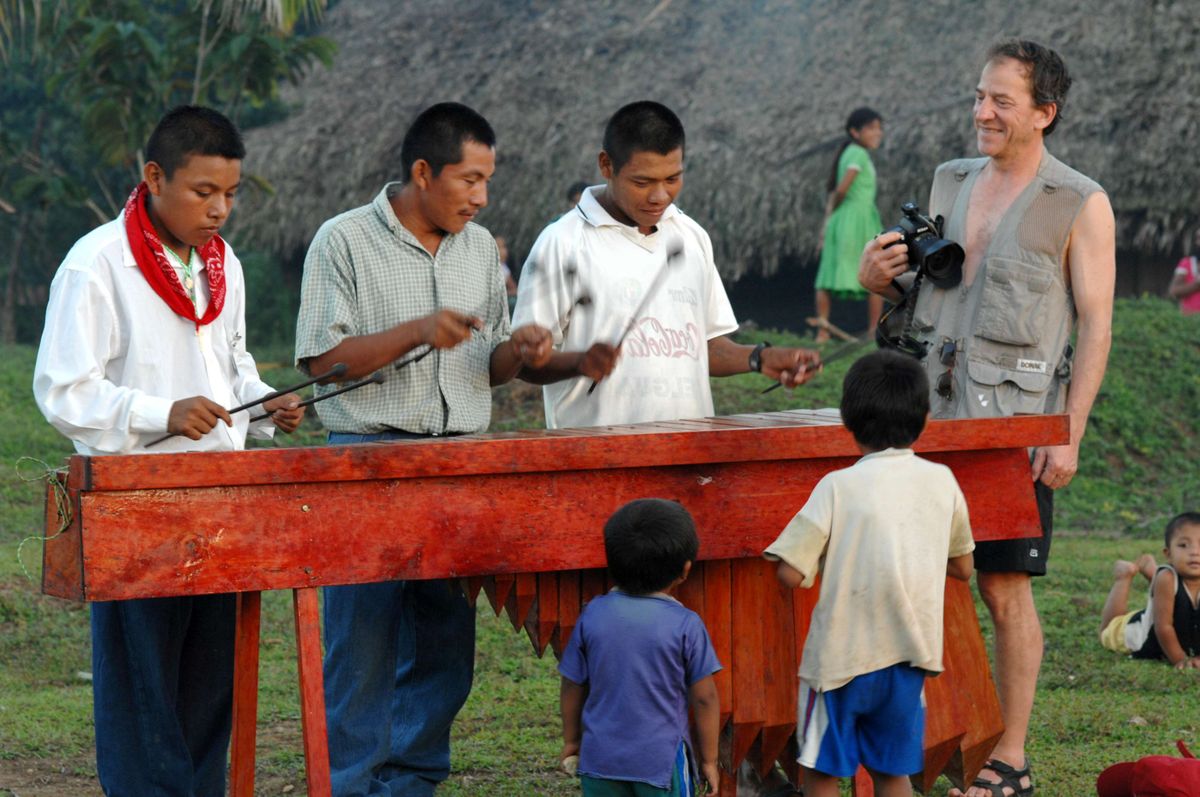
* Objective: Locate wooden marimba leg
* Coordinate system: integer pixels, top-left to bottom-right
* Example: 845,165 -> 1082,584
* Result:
230,591 -> 261,797
293,587 -> 332,796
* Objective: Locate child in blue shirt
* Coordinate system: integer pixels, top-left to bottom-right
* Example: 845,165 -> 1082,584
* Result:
560,498 -> 723,796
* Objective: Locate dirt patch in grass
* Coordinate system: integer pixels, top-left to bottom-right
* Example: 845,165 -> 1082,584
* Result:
0,757 -> 99,797
0,720 -> 307,797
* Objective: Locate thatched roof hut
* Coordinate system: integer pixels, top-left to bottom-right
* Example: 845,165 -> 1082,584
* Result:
235,0 -> 1200,286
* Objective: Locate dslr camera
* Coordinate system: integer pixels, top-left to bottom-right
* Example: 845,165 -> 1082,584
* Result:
884,202 -> 964,289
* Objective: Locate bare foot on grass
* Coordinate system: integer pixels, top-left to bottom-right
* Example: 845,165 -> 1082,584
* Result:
1112,559 -> 1137,580
1135,553 -> 1157,581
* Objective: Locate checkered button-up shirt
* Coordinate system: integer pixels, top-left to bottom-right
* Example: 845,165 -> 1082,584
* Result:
295,183 -> 510,434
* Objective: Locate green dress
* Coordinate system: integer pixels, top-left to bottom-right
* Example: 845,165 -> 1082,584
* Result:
815,143 -> 882,298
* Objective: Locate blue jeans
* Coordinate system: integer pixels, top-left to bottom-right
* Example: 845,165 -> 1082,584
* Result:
324,431 -> 477,797
91,594 -> 236,796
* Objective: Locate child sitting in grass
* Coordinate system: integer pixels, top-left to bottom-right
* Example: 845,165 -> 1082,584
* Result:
559,498 -> 722,796
1099,511 -> 1200,669
763,350 -> 975,797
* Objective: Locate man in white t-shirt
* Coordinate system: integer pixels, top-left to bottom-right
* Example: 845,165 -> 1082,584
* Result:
512,101 -> 820,429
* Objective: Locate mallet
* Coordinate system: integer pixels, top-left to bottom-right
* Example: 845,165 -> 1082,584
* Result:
249,370 -> 386,422
145,362 -> 349,448
587,244 -> 683,395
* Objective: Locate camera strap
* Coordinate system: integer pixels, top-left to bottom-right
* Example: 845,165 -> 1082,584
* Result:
876,271 -> 929,359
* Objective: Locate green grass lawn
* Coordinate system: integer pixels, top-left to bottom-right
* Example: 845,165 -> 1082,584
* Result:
1,298 -> 1197,795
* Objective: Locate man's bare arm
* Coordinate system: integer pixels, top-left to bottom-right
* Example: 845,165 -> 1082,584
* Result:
1032,191 -> 1115,489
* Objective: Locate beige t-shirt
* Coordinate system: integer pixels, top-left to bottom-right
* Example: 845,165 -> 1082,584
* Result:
763,448 -> 974,692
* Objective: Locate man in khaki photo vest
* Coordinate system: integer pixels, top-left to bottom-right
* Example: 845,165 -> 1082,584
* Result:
858,40 -> 1115,797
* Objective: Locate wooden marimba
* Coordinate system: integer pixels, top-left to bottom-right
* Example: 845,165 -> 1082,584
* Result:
42,409 -> 1066,796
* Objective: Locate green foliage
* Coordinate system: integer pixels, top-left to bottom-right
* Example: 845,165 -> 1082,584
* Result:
0,0 -> 336,345
715,325 -> 861,414
240,249 -> 301,350
1060,297 -> 1200,531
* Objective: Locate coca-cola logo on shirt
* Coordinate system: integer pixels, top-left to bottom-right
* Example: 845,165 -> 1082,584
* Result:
623,318 -> 702,360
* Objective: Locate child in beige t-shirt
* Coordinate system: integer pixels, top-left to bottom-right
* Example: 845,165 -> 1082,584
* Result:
764,350 -> 974,797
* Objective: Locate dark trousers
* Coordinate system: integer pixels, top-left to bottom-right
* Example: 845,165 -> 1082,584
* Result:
91,594 -> 236,797
323,430 -> 477,797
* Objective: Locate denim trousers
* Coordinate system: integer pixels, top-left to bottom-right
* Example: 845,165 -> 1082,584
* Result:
91,593 -> 236,797
324,431 -> 477,797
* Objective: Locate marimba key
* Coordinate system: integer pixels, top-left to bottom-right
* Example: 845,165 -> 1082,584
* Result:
674,559 -> 706,616
729,559 -> 769,768
580,568 -> 607,606
758,579 -> 798,778
552,570 -> 581,657
483,574 -> 514,616
462,576 -> 486,604
700,559 -> 734,728
918,661 -> 969,794
778,736 -> 801,790
522,572 -> 558,656
504,572 -> 537,632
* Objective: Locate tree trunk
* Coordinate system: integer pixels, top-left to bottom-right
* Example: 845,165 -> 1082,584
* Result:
1,218 -> 26,343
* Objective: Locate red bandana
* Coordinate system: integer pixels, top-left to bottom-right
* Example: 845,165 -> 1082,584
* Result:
123,181 -> 226,327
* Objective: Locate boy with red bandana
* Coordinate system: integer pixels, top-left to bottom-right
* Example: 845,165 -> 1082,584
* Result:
34,106 -> 303,795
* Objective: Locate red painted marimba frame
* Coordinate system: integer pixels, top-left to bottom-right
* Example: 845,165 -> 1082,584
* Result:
42,409 -> 1067,796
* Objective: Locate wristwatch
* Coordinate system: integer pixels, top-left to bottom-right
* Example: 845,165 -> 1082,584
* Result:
748,342 -> 771,373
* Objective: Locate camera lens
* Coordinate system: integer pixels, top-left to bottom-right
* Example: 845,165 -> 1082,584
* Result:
917,239 -> 965,288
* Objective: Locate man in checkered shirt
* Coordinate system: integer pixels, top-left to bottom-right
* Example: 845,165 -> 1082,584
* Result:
295,102 -> 551,797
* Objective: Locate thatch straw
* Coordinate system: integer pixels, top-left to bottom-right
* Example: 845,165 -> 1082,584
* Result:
233,0 -> 1200,278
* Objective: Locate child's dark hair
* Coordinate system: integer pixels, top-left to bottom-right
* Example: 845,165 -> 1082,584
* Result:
826,106 -> 882,193
604,498 -> 699,595
840,350 -> 930,450
400,102 -> 496,183
1165,512 -> 1200,547
602,101 -> 686,174
146,106 -> 245,179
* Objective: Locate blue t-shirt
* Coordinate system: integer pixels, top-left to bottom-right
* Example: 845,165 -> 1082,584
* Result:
559,590 -> 722,788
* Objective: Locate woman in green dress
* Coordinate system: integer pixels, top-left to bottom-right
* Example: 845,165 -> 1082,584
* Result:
814,107 -> 884,342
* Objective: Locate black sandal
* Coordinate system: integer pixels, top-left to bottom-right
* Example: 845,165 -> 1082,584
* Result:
969,758 -> 1034,797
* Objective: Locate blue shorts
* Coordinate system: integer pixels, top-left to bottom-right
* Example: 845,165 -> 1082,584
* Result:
796,663 -> 926,778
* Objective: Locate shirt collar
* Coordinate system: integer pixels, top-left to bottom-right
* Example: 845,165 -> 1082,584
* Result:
374,182 -> 457,254
611,587 -> 681,605
575,184 -> 680,230
858,447 -> 915,463
118,211 -> 205,271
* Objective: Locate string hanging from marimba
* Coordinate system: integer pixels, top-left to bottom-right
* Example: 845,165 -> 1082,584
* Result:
14,456 -> 73,584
